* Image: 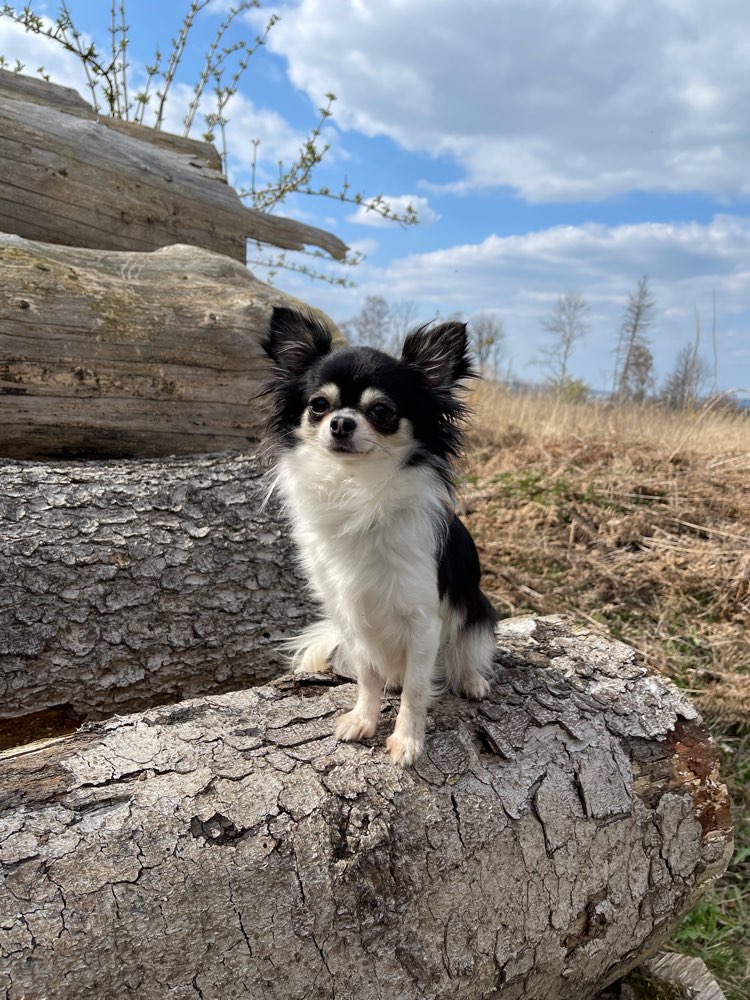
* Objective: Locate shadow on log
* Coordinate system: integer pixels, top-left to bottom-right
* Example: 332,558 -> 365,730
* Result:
0,617 -> 732,1000
599,951 -> 729,999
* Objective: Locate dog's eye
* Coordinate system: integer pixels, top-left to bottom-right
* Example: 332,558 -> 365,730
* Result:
369,403 -> 395,423
309,396 -> 329,414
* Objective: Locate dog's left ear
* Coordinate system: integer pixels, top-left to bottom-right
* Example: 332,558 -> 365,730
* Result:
262,306 -> 332,376
401,321 -> 474,388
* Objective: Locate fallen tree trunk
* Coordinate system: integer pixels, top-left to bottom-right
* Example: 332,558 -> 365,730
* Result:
0,72 -> 347,263
628,951 -> 727,999
0,235 -> 337,459
0,617 -> 732,1000
0,452 -> 317,731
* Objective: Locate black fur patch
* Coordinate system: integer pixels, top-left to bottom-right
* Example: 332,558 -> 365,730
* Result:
438,515 -> 497,628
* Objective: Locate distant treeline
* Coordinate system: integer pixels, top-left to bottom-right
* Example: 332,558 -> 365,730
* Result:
340,279 -> 742,413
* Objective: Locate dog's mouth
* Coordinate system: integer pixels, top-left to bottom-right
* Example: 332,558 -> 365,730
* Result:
328,441 -> 360,455
325,439 -> 372,457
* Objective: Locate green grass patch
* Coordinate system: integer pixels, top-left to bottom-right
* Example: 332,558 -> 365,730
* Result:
486,471 -> 633,513
673,888 -> 749,998
487,470 -> 567,504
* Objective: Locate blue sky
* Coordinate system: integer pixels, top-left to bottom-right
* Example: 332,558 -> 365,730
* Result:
2,0 -> 750,395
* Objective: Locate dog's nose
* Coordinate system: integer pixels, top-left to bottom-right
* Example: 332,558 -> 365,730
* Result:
330,415 -> 356,439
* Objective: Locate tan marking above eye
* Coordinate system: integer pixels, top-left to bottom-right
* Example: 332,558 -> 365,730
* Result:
309,383 -> 340,408
359,387 -> 392,409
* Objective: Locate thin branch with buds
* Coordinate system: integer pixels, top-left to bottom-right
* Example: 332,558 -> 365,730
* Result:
0,0 -> 419,282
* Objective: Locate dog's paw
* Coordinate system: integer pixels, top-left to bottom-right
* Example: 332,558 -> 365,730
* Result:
461,671 -> 491,700
386,730 -> 424,767
335,710 -> 377,742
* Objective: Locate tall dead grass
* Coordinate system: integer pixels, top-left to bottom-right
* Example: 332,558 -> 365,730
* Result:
462,383 -> 750,720
471,381 -> 750,458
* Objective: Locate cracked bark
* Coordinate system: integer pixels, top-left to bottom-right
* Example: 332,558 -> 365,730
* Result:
0,452 -> 318,727
0,617 -> 732,1000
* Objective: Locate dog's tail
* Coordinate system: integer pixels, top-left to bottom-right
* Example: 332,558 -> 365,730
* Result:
440,596 -> 497,699
283,619 -> 355,678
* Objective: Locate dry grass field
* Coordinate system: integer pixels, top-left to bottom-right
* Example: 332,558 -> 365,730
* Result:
461,385 -> 750,998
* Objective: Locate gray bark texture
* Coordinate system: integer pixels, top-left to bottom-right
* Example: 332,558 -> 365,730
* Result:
0,72 -> 347,263
0,616 -> 732,1000
0,235 -> 338,459
0,452 -> 317,729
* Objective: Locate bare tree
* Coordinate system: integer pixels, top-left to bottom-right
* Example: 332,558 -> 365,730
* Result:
661,335 -> 711,411
613,276 -> 655,403
536,292 -> 590,391
341,297 -> 424,354
711,293 -> 719,395
468,311 -> 508,377
387,299 -> 422,346
340,295 -> 391,351
701,295 -> 719,395
625,342 -> 656,403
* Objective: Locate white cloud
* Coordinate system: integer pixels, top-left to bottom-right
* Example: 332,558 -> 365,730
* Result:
262,0 -> 750,202
0,17 -> 90,98
346,193 -> 438,227
347,236 -> 380,256
276,215 -> 750,392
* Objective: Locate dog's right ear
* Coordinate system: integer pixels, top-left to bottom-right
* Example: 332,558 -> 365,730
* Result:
262,307 -> 332,376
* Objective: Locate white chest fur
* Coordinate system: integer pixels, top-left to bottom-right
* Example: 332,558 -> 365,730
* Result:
275,445 -> 448,680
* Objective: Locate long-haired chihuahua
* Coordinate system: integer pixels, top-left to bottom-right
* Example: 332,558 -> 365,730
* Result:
261,307 -> 496,765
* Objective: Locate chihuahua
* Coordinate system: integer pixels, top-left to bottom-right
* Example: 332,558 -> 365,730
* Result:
261,306 -> 496,765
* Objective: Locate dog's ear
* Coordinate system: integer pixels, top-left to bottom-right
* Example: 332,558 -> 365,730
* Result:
262,307 -> 332,375
401,321 -> 474,388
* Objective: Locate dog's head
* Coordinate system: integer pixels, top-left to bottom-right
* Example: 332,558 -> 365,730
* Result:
260,306 -> 476,474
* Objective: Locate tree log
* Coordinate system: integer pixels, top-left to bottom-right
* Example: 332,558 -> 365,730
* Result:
0,452 -> 318,731
596,950 -> 728,999
0,235 -> 339,459
0,72 -> 347,263
0,616 -> 732,1000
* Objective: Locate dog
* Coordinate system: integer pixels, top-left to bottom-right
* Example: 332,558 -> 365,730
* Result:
261,306 -> 497,765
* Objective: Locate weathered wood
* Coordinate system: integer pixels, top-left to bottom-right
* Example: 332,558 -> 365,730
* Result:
0,235 -> 338,459
642,952 -> 727,999
0,70 -> 226,168
0,617 -> 732,1000
596,950 -> 728,999
0,452 -> 317,727
0,71 -> 347,262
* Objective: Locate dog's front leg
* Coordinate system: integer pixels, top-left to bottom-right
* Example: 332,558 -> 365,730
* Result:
335,663 -> 383,742
386,614 -> 441,766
